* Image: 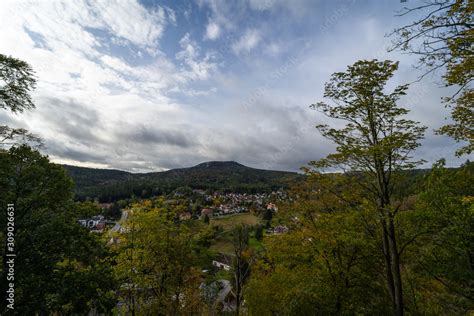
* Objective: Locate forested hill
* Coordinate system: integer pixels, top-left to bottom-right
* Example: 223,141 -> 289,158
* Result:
61,161 -> 303,202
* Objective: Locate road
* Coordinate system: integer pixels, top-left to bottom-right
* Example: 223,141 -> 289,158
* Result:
110,210 -> 128,233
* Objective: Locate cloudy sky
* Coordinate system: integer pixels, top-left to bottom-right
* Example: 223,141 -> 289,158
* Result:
0,0 -> 468,172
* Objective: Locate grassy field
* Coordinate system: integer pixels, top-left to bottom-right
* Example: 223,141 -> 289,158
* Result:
210,212 -> 259,231
209,213 -> 261,255
209,237 -> 235,254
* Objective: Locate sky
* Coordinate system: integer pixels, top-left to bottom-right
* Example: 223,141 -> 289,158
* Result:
0,0 -> 469,172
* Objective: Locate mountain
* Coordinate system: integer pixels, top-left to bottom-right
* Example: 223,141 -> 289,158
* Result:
188,161 -> 247,169
61,161 -> 303,202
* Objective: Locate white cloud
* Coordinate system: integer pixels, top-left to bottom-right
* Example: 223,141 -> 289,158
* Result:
176,33 -> 217,81
0,1 -> 464,172
164,6 -> 177,26
205,22 -> 221,40
196,0 -> 241,30
84,0 -> 167,48
247,0 -> 276,11
232,29 -> 261,54
265,42 -> 282,57
0,0 -> 221,171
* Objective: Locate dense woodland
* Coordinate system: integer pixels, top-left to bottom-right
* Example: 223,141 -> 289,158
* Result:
0,1 -> 472,315
62,161 -> 302,202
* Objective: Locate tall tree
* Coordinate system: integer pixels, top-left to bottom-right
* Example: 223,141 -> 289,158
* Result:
247,175 -> 389,315
0,54 -> 41,148
231,224 -> 253,315
0,145 -> 116,314
113,199 -> 202,315
308,60 -> 426,315
0,54 -> 36,113
390,0 -> 473,156
408,160 -> 474,313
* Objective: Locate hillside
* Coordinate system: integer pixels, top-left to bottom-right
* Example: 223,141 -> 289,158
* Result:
61,161 -> 303,202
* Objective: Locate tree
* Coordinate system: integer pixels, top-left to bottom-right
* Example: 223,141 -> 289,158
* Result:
0,54 -> 41,148
0,145 -> 116,314
0,126 -> 42,149
103,201 -> 122,220
254,225 -> 263,241
308,60 -> 426,315
203,213 -> 210,224
75,200 -> 102,218
390,0 -> 473,156
262,208 -> 273,221
247,176 -> 389,315
0,54 -> 36,113
114,199 -> 202,315
406,160 -> 474,314
231,224 -> 253,315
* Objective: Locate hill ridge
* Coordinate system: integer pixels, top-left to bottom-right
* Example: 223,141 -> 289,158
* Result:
61,161 -> 303,202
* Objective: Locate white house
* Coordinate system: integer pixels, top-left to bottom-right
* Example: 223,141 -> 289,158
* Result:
212,254 -> 233,271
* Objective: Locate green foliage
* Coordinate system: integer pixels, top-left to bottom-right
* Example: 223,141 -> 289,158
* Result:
309,59 -> 426,173
0,54 -> 41,149
404,160 -> 474,314
210,213 -> 260,232
0,146 -> 116,314
247,162 -> 474,315
306,59 -> 429,315
231,224 -> 253,314
247,176 -> 389,315
175,186 -> 193,196
0,125 -> 42,148
437,88 -> 473,156
106,202 -> 123,219
262,208 -> 273,221
0,54 -> 36,113
254,225 -> 263,241
62,161 -> 302,202
390,0 -> 473,156
113,201 -> 203,314
74,201 -> 102,219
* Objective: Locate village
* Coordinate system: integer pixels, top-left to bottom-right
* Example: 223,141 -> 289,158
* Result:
76,189 -> 290,311
78,189 -> 288,233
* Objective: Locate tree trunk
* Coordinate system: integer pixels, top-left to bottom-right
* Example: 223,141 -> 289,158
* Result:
381,220 -> 396,307
235,261 -> 241,315
388,217 -> 404,316
375,154 -> 404,315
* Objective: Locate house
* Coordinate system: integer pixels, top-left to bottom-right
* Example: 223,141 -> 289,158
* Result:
98,203 -> 113,210
212,254 -> 233,271
201,208 -> 214,218
266,203 -> 278,212
78,215 -> 109,233
179,212 -> 192,221
91,222 -> 106,233
78,215 -> 105,229
272,225 -> 289,234
108,237 -> 120,245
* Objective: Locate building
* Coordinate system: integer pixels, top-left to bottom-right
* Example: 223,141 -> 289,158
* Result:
272,225 -> 289,234
212,254 -> 233,271
78,215 -> 105,229
78,215 -> 112,233
266,202 -> 278,212
201,208 -> 214,218
179,212 -> 192,221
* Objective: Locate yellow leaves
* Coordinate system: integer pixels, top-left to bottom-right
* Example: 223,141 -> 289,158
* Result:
113,199 -> 202,314
462,195 -> 474,204
462,196 -> 474,214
